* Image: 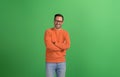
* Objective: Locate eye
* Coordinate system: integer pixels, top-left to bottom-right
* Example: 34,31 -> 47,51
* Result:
55,20 -> 63,23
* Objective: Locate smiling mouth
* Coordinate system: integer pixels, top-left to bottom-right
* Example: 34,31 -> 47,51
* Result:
55,24 -> 61,28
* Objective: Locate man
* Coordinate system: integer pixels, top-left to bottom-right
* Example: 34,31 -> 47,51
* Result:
44,14 -> 70,77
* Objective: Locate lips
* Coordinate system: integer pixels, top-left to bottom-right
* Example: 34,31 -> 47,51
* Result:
55,25 -> 61,29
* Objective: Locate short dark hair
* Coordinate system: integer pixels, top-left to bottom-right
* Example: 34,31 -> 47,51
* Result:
54,14 -> 64,21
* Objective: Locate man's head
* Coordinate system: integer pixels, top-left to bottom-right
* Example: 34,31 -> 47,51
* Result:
54,14 -> 64,29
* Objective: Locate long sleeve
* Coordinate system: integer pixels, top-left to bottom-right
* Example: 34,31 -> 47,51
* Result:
45,28 -> 70,62
44,30 -> 62,51
55,32 -> 70,50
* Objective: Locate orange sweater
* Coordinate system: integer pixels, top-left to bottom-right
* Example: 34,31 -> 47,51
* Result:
44,28 -> 70,62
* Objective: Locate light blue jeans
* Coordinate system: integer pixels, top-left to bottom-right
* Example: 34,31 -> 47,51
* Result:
46,62 -> 66,77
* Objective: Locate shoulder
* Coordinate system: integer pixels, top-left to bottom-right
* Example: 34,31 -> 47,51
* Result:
62,29 -> 69,33
61,29 -> 69,35
45,28 -> 54,33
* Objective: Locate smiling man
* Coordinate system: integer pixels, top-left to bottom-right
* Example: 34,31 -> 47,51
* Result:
44,14 -> 70,77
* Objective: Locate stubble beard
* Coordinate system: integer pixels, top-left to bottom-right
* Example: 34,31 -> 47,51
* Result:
55,25 -> 61,29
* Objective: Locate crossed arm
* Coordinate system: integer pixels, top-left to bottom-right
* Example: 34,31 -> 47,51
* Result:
44,30 -> 70,51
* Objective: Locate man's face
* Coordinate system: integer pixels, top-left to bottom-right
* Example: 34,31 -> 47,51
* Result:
54,16 -> 63,29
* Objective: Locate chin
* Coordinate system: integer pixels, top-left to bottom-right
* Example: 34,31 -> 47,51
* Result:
55,26 -> 61,29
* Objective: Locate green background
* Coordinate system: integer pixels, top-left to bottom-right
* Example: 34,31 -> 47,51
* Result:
0,0 -> 120,77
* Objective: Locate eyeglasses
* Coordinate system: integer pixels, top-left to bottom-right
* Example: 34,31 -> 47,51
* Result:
54,20 -> 63,23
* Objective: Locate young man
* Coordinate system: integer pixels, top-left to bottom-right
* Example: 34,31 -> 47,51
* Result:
44,14 -> 70,77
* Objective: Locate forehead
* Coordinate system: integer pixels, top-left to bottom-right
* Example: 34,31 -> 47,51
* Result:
55,16 -> 63,20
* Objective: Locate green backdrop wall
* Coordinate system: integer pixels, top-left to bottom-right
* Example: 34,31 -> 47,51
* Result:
0,0 -> 120,77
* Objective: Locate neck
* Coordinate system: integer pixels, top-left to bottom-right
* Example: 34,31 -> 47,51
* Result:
54,27 -> 61,30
